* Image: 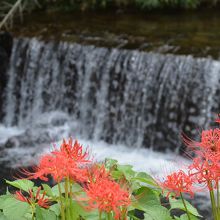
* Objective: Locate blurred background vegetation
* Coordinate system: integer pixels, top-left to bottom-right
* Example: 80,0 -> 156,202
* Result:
0,0 -> 220,30
19,0 -> 220,10
1,0 -> 220,12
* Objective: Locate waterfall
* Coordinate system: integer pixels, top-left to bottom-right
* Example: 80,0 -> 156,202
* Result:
2,37 -> 220,152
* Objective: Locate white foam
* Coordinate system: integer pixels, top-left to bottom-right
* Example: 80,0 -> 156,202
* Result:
0,124 -> 25,144
0,123 -> 190,178
44,137 -> 190,179
0,124 -> 209,199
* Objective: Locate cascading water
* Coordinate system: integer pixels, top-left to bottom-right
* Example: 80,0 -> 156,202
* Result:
2,37 -> 220,153
0,37 -> 215,218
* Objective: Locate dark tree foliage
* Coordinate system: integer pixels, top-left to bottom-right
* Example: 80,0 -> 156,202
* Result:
39,0 -> 220,9
0,0 -> 219,30
1,0 -> 220,11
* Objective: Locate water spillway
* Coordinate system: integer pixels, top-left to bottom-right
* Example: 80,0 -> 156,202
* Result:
1,37 -> 220,152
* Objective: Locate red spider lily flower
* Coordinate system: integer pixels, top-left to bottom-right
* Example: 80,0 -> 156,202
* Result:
15,187 -> 50,208
16,191 -> 29,203
188,151 -> 220,190
199,129 -> 220,152
160,170 -> 194,198
182,128 -> 220,153
21,154 -> 57,181
58,138 -> 90,163
84,165 -> 130,219
23,153 -> 89,182
21,138 -> 91,182
87,164 -> 111,182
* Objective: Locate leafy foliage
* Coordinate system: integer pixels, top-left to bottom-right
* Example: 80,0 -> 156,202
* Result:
0,158 -> 200,220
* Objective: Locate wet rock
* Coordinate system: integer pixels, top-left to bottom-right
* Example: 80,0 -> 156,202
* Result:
0,32 -> 13,121
51,115 -> 68,127
0,32 -> 13,57
4,137 -> 19,149
3,128 -> 51,149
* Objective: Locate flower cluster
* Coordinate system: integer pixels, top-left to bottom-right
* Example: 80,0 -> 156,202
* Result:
15,187 -> 49,208
22,138 -> 90,182
189,152 -> 220,189
161,170 -> 194,197
16,138 -> 131,220
184,124 -> 220,190
161,115 -> 220,220
85,165 -> 130,219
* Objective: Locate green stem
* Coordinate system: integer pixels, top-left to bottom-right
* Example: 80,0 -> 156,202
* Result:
107,212 -> 112,220
58,182 -> 65,220
180,193 -> 191,220
207,172 -> 218,220
99,211 -> 102,220
210,188 -> 218,220
208,179 -> 218,220
69,180 -> 74,218
31,203 -> 35,220
65,178 -> 71,220
31,208 -> 34,220
121,207 -> 127,219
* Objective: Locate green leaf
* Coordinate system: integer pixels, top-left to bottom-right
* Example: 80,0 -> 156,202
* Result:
143,205 -> 173,220
42,184 -> 53,197
131,187 -> 173,220
49,204 -> 60,216
105,158 -> 118,168
131,172 -> 159,188
111,170 -> 124,179
24,212 -> 33,220
36,206 -> 57,220
169,197 -> 202,217
0,195 -> 13,209
6,180 -> 34,192
117,164 -> 136,180
0,211 -> 8,220
69,199 -> 87,219
2,197 -> 30,220
51,182 -> 83,197
179,213 -> 199,220
71,183 -> 84,193
83,209 -> 101,220
132,187 -> 160,211
51,183 -> 65,197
